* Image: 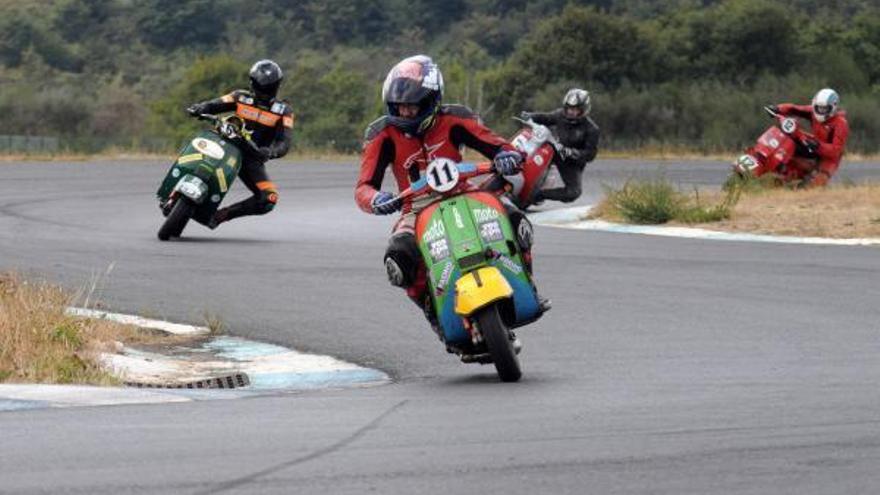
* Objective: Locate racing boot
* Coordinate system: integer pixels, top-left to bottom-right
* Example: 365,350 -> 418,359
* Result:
207,207 -> 231,230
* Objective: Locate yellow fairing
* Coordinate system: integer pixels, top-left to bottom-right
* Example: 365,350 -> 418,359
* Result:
454,266 -> 513,316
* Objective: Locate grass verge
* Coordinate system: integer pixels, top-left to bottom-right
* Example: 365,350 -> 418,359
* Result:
592,178 -> 739,225
0,273 -> 183,385
592,178 -> 880,238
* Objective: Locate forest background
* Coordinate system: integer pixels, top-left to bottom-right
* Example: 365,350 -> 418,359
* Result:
1,0 -> 878,154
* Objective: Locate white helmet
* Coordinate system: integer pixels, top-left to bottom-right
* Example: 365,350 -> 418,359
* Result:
812,88 -> 839,123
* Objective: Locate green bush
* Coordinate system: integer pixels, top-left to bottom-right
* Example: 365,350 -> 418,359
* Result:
604,177 -> 740,225
604,179 -> 683,224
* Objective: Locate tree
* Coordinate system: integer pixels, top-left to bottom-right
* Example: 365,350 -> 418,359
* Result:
149,55 -> 248,144
136,0 -> 229,49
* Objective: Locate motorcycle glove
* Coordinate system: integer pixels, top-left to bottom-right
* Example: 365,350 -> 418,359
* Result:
248,141 -> 271,161
519,111 -> 534,121
494,150 -> 524,176
186,104 -> 206,117
803,138 -> 820,158
371,191 -> 402,215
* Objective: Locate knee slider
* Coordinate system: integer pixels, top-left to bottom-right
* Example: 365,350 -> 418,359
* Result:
514,216 -> 534,251
384,234 -> 419,287
257,190 -> 278,213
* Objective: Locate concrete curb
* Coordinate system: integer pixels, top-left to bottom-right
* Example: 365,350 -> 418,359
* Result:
529,206 -> 880,247
0,311 -> 389,412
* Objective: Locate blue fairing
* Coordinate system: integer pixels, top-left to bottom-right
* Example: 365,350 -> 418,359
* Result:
495,261 -> 541,322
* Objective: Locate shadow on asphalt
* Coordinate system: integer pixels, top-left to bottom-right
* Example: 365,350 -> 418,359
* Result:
437,371 -> 556,387
157,236 -> 282,245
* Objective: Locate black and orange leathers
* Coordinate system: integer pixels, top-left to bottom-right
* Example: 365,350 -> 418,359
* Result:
775,104 -> 849,187
355,105 -> 519,304
191,89 -> 294,222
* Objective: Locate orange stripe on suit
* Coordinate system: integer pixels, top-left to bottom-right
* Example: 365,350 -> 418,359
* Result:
236,103 -> 282,127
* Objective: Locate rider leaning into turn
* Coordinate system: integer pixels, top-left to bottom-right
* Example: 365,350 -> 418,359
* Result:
185,59 -> 294,228
765,88 -> 849,188
522,88 -> 600,203
355,55 -> 538,337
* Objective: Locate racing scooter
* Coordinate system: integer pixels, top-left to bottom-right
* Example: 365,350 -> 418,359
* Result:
389,159 -> 546,382
500,116 -> 564,209
156,115 -> 253,240
731,107 -> 817,185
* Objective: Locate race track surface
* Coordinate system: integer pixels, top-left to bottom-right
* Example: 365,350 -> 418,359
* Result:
0,158 -> 879,494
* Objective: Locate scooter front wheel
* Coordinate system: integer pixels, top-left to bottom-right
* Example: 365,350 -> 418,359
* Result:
476,304 -> 522,382
157,198 -> 195,241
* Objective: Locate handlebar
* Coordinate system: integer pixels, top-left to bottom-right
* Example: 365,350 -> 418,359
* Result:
389,161 -> 496,204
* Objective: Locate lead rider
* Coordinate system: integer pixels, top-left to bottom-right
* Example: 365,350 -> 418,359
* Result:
355,55 -> 537,336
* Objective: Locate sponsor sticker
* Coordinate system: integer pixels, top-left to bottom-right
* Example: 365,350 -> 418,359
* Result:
429,238 -> 450,262
177,153 -> 203,164
435,261 -> 454,294
423,219 -> 446,243
192,138 -> 225,160
496,254 -> 524,275
453,207 -> 465,228
472,207 -> 499,223
479,221 -> 504,242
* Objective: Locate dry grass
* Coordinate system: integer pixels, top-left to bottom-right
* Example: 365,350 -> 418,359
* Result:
591,180 -> 880,239
707,183 -> 880,238
0,274 -> 182,385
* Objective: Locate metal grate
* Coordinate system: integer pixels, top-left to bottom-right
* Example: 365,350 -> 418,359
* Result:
125,373 -> 250,389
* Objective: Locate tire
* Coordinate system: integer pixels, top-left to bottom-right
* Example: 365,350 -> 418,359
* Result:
157,198 -> 195,241
476,304 -> 522,382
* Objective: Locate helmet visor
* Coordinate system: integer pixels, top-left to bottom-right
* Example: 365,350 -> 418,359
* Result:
385,77 -> 431,106
564,106 -> 584,119
813,104 -> 832,116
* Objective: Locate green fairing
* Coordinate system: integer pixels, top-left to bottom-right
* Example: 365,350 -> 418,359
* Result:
418,194 -> 533,334
156,130 -> 243,224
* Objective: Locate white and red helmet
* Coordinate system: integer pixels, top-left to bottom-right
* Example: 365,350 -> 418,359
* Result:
812,88 -> 839,123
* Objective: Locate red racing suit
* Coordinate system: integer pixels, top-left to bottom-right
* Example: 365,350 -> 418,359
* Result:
355,105 -> 516,223
355,104 -> 518,303
776,104 -> 849,186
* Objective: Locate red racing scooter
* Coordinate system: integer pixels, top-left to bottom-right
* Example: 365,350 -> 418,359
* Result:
485,116 -> 564,210
732,107 -> 818,184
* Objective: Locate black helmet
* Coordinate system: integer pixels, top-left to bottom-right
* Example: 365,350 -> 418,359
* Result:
382,55 -> 444,135
249,59 -> 283,103
562,88 -> 590,123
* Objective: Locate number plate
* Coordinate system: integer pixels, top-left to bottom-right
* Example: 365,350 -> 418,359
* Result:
426,158 -> 461,193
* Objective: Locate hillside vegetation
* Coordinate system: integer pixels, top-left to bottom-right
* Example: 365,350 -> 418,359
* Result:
1,0 -> 878,153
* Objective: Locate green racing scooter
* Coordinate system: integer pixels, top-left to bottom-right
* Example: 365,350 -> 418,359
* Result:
393,159 -> 547,382
156,114 -> 255,240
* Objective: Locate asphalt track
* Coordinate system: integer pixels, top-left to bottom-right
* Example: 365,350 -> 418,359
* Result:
0,158 -> 879,494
